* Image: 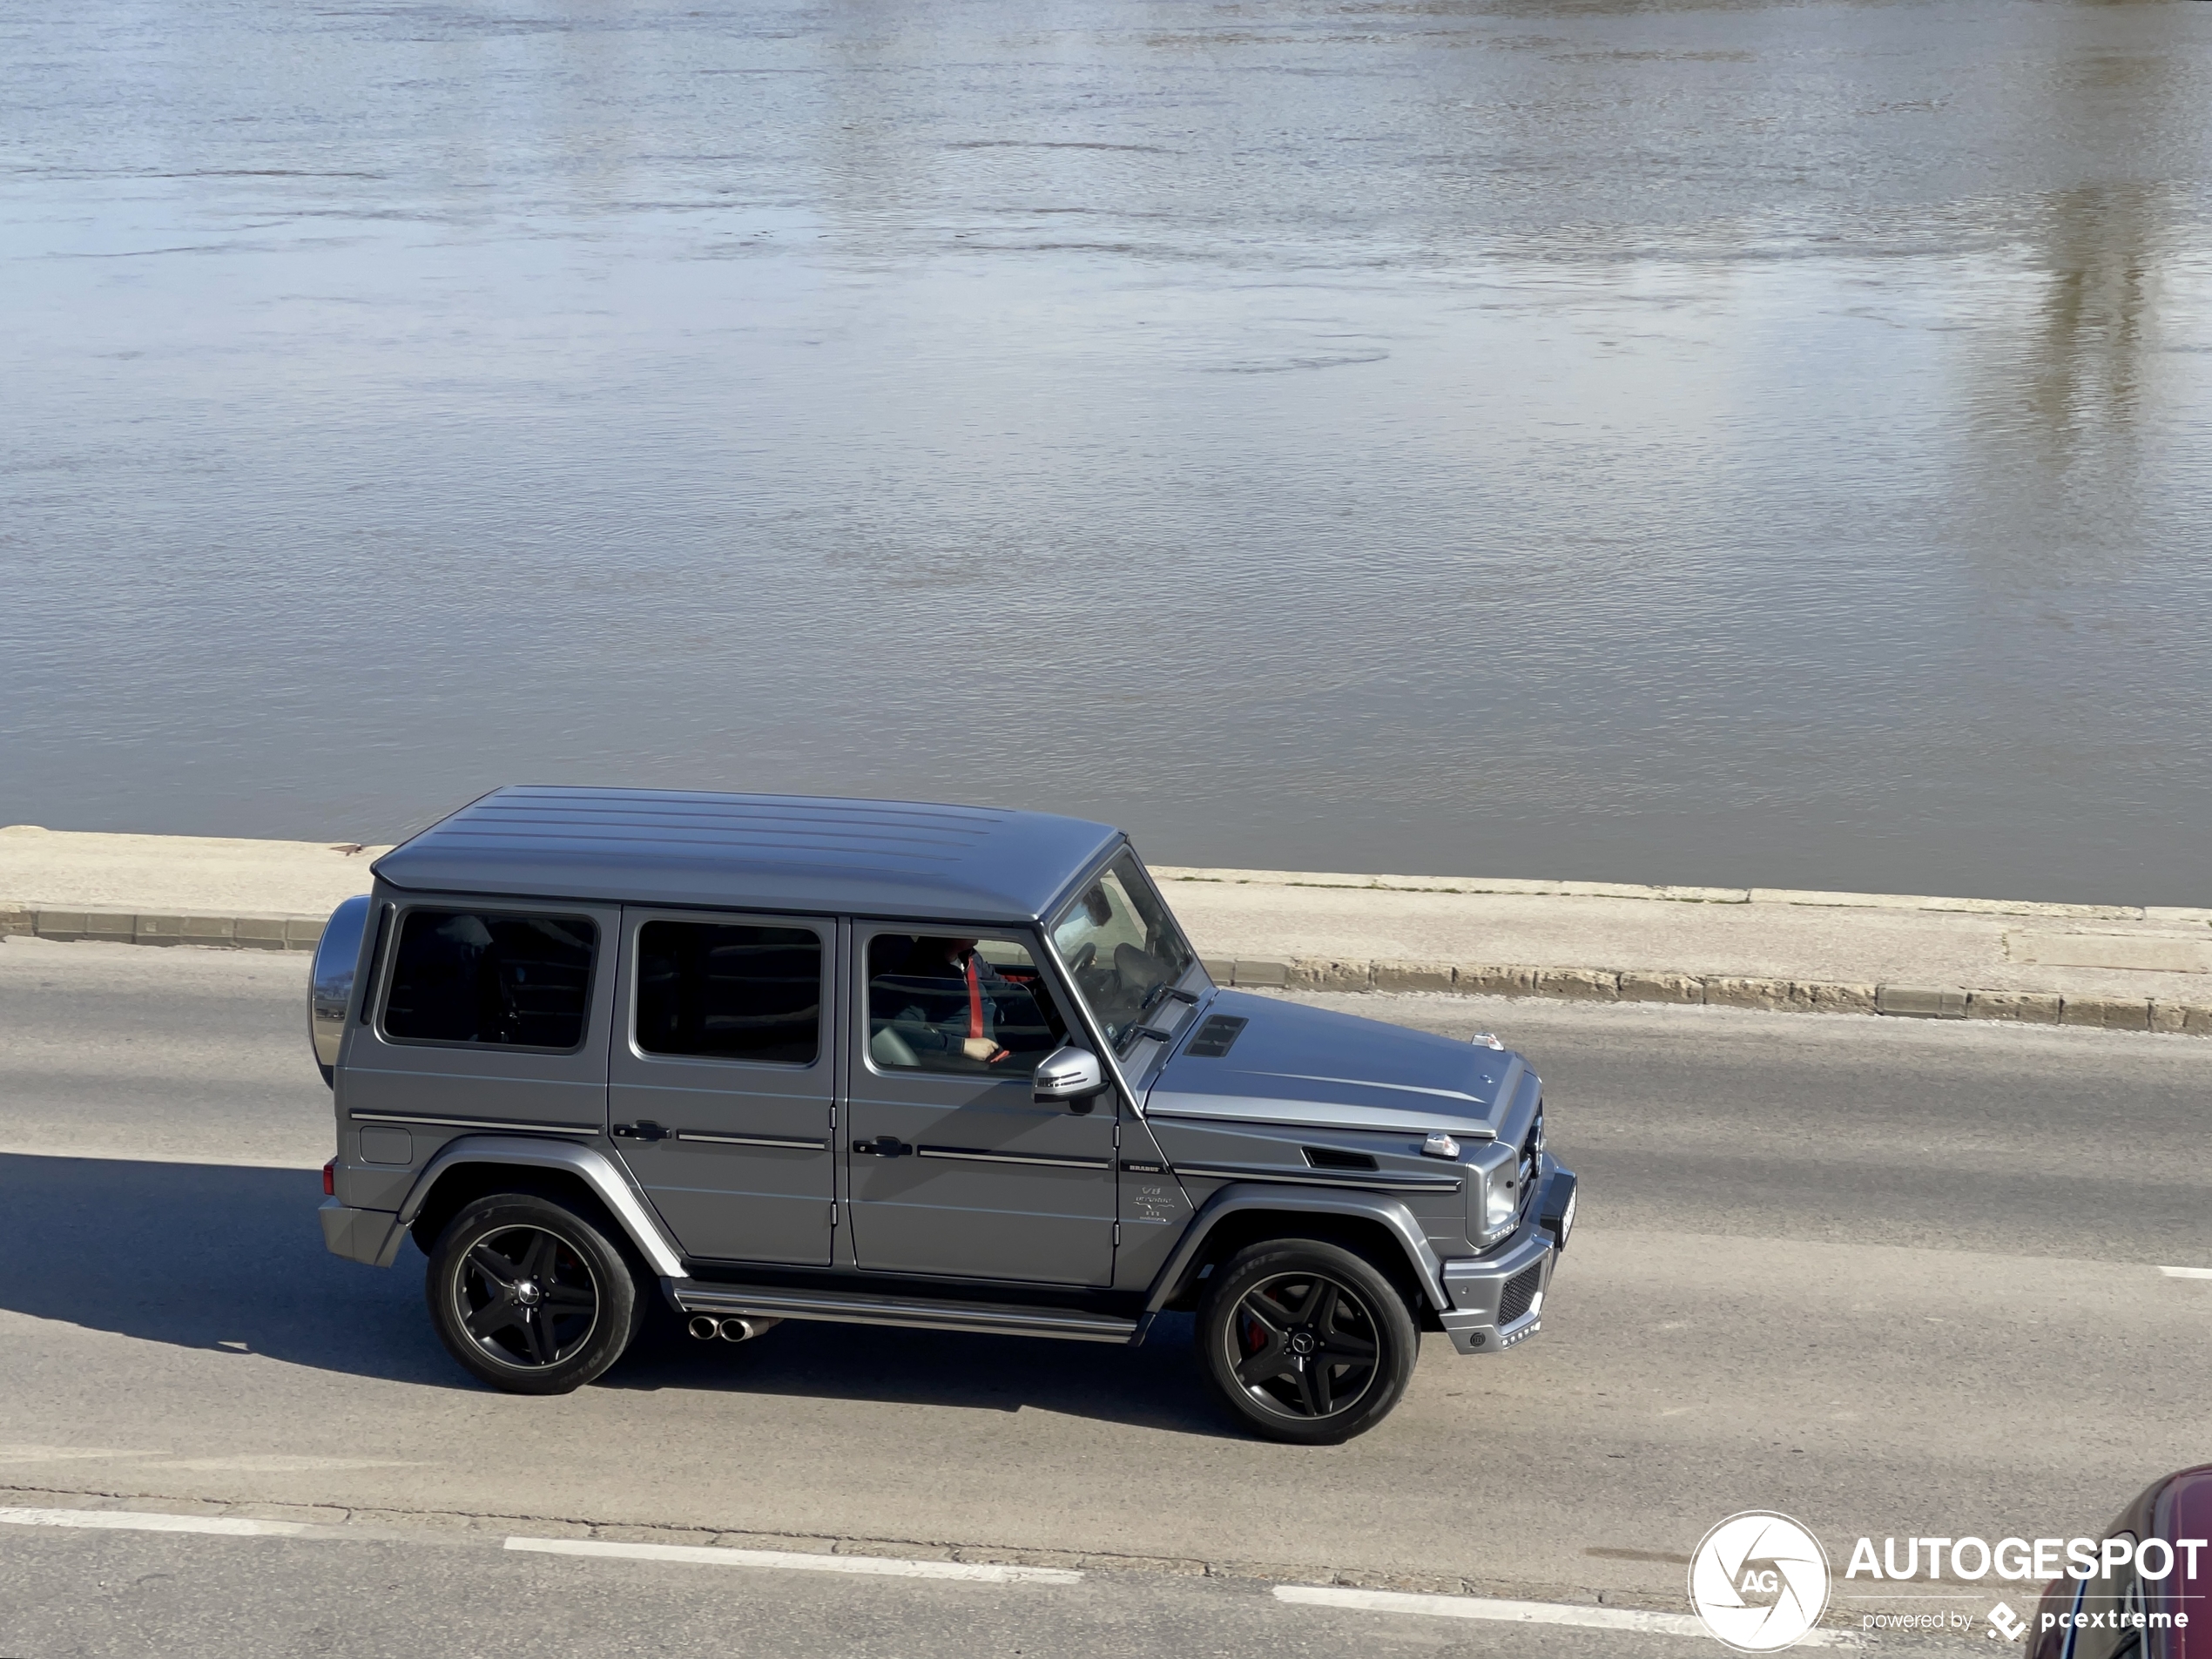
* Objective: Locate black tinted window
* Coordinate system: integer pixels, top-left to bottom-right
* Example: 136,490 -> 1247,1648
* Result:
636,921 -> 822,1065
383,911 -> 597,1049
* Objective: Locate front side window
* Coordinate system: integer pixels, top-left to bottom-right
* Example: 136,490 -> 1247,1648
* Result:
635,921 -> 821,1065
1049,853 -> 1197,1049
382,910 -> 597,1050
867,934 -> 1068,1076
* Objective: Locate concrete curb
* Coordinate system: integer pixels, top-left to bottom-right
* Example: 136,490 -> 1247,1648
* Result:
7,907 -> 2207,1035
0,907 -> 324,952
1204,955 -> 2212,1035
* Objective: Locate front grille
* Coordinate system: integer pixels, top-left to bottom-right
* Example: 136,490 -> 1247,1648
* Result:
1497,1263 -> 1542,1326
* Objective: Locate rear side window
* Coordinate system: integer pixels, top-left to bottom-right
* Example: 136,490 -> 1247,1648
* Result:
382,910 -> 597,1050
635,921 -> 822,1065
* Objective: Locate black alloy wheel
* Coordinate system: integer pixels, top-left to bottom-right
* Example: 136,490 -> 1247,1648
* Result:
1197,1238 -> 1420,1444
427,1194 -> 643,1394
459,1225 -> 597,1365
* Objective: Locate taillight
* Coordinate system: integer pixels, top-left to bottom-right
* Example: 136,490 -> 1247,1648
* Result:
322,1160 -> 335,1197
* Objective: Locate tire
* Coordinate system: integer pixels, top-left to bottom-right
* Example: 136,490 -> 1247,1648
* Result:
425,1193 -> 644,1395
1196,1238 -> 1420,1445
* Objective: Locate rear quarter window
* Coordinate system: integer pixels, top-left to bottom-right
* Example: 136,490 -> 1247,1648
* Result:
381,910 -> 597,1050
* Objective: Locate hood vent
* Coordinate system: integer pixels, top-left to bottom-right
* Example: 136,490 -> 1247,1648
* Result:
1183,1015 -> 1248,1058
1304,1146 -> 1379,1171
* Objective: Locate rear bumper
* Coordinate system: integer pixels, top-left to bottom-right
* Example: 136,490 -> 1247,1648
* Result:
319,1198 -> 406,1267
1435,1163 -> 1575,1356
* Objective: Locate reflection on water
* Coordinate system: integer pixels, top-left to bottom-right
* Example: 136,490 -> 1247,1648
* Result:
2,0 -> 2209,901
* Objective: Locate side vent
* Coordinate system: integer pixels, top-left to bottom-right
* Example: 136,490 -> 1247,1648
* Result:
1303,1146 -> 1379,1172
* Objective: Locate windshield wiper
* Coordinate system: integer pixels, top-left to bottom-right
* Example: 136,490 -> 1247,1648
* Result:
1137,978 -> 1197,1017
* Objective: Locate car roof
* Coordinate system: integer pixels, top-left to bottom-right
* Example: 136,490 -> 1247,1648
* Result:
370,786 -> 1124,926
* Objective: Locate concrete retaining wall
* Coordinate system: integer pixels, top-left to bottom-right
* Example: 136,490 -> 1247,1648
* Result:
0,907 -> 325,951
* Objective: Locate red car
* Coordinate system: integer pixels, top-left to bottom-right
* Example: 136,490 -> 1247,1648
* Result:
2029,1465 -> 2212,1659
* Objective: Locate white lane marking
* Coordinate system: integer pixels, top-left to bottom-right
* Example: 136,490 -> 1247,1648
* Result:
2158,1266 -> 2212,1279
0,1507 -> 308,1537
1271,1584 -> 1858,1646
150,1456 -> 420,1473
0,1445 -> 166,1466
504,1535 -> 1080,1583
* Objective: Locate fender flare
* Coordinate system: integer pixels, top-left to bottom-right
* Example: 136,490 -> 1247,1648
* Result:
1143,1182 -> 1449,1316
395,1135 -> 686,1279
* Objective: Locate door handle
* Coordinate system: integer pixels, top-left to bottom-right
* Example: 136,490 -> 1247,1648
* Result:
611,1121 -> 672,1143
853,1136 -> 911,1158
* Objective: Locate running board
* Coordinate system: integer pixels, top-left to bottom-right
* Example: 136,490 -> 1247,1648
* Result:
668,1280 -> 1140,1345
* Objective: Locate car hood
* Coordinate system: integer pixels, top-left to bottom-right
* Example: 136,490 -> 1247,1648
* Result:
1142,990 -> 1524,1138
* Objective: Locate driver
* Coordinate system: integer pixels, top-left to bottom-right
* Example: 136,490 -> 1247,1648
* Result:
922,937 -> 1012,1066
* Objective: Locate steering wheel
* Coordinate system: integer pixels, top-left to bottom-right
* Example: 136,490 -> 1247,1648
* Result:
1069,942 -> 1097,974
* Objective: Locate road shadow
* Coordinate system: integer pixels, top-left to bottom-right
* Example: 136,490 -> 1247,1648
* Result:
0,1153 -> 459,1387
606,1310 -> 1221,1435
0,1154 -> 1231,1435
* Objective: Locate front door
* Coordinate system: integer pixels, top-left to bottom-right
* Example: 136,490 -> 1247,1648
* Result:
845,927 -> 1116,1287
609,910 -> 837,1266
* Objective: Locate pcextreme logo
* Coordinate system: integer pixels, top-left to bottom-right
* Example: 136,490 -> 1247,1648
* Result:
1689,1512 -> 1833,1652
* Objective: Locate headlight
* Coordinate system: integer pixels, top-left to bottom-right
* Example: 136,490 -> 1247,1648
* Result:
1483,1168 -> 1518,1233
1466,1144 -> 1521,1247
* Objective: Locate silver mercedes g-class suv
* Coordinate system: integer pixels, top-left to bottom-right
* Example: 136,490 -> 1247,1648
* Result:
313,786 -> 1575,1443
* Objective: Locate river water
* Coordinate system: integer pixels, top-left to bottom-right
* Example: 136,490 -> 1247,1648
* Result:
4,0 -> 2209,901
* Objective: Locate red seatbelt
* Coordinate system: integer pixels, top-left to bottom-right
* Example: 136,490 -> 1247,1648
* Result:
965,954 -> 986,1041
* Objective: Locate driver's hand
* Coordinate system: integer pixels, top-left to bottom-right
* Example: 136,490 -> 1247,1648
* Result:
961,1037 -> 1000,1062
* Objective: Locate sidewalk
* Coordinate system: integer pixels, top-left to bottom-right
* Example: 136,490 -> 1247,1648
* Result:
0,826 -> 388,917
3,826 -> 2208,1032
1153,867 -> 2212,1029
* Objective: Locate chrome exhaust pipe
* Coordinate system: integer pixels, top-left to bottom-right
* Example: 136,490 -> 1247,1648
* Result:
686,1315 -> 721,1341
716,1316 -> 782,1342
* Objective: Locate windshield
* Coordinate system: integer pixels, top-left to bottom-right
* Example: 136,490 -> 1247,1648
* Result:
1049,852 -> 1198,1050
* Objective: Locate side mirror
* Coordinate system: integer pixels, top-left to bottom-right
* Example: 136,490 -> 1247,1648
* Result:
1033,1045 -> 1104,1107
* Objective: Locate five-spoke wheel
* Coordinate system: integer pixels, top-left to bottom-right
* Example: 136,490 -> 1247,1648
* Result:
1197,1238 -> 1419,1443
427,1194 -> 644,1394
456,1224 -> 599,1366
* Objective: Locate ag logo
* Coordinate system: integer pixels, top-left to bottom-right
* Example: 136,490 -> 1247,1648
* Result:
1688,1511 -> 1832,1652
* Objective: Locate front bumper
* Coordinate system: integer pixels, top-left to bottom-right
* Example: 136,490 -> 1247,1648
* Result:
1435,1163 -> 1575,1356
319,1198 -> 407,1267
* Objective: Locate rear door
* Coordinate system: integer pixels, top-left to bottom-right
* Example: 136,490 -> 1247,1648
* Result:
844,925 -> 1116,1286
607,909 -> 838,1266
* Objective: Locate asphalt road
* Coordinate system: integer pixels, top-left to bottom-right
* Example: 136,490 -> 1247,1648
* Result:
3,936 -> 2209,1653
0,1518 -> 1747,1659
